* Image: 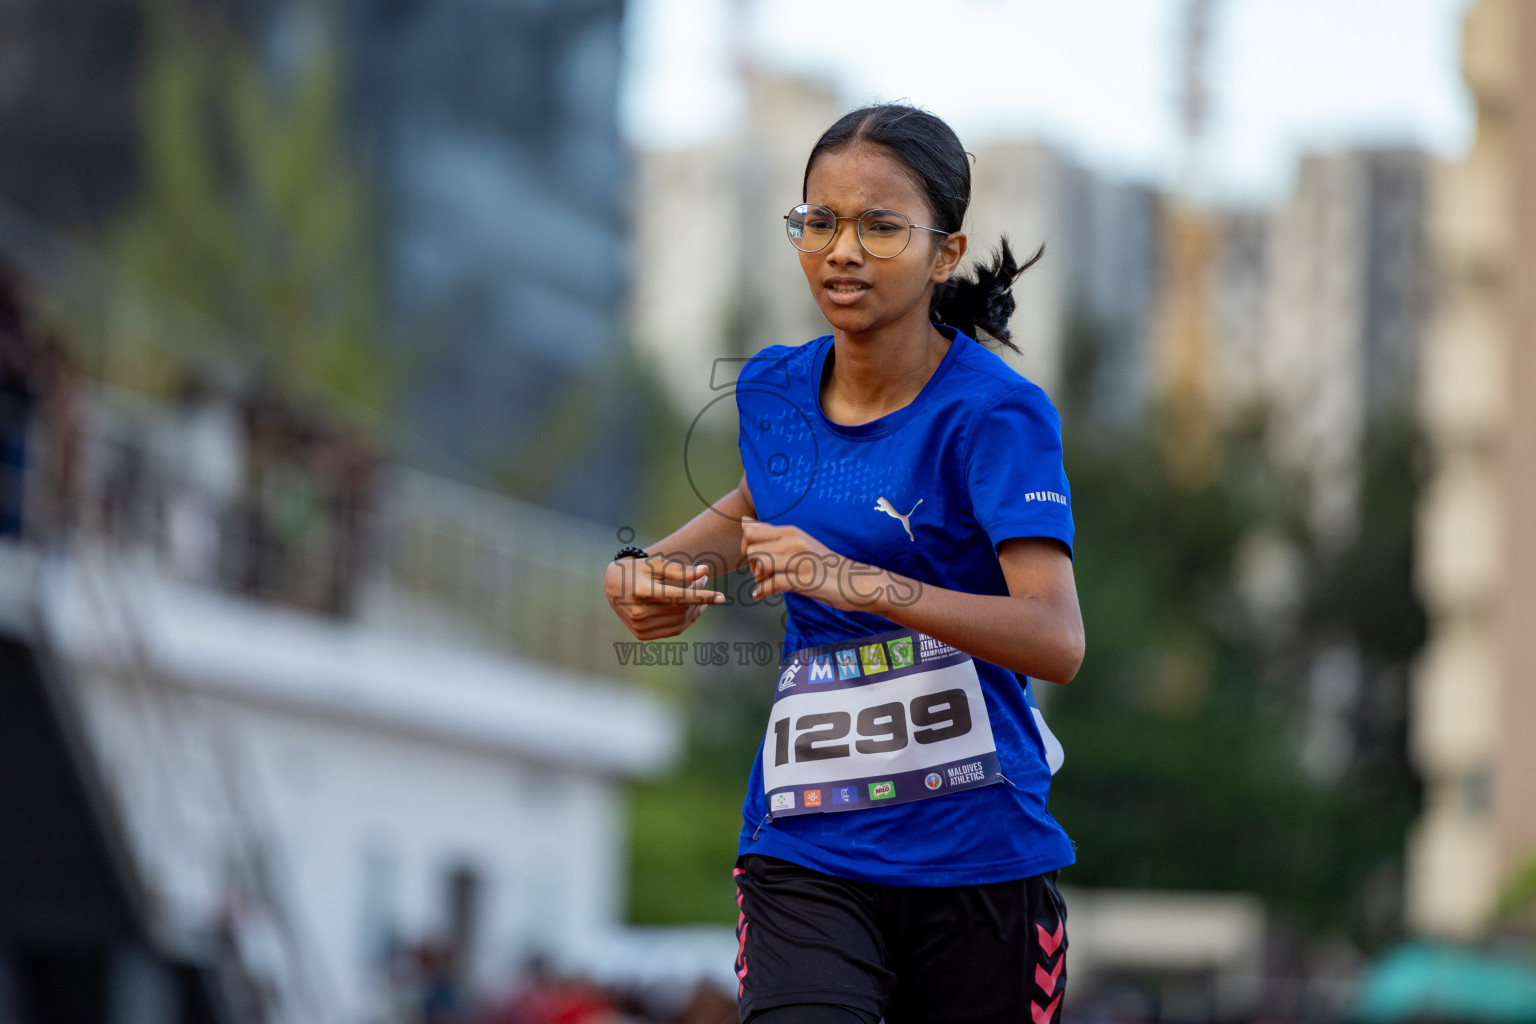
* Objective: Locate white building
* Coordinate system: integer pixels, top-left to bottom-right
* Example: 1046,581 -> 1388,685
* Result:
1408,0 -> 1536,939
18,546 -> 679,1023
631,73 -> 839,417
1205,209 -> 1271,419
1258,148 -> 1430,546
968,142 -> 1159,411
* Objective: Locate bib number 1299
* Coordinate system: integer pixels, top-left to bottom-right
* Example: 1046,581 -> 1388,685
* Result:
772,688 -> 972,767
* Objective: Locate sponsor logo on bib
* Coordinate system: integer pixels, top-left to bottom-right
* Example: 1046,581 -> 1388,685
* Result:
924,772 -> 943,791
831,786 -> 860,806
777,662 -> 801,692
888,636 -> 915,669
803,789 -> 822,808
919,635 -> 960,662
868,781 -> 895,801
947,761 -> 988,785
808,655 -> 836,684
859,643 -> 889,675
835,649 -> 861,680
771,791 -> 796,812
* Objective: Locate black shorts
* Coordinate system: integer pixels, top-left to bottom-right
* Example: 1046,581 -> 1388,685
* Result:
733,854 -> 1068,1024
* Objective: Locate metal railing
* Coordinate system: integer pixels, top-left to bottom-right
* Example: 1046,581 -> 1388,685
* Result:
375,467 -> 625,674
0,196 -> 630,678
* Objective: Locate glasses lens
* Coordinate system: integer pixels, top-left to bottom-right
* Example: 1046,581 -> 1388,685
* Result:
858,209 -> 912,258
787,204 -> 836,252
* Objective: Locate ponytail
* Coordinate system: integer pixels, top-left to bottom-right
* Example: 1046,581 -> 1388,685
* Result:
930,238 -> 1044,354
805,103 -> 1044,355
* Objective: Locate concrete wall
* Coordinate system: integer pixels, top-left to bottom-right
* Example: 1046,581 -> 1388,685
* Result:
1408,0 -> 1536,938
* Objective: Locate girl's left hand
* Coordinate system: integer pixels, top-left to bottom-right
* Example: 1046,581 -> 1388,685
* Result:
742,517 -> 877,611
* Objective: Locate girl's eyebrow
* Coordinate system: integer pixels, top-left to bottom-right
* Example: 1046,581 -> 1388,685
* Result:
808,201 -> 909,218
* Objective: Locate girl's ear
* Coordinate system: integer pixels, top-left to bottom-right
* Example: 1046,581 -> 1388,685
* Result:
930,231 -> 968,284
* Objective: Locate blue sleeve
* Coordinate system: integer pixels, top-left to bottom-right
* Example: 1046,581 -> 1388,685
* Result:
735,344 -> 793,438
735,345 -> 795,519
963,385 -> 1075,557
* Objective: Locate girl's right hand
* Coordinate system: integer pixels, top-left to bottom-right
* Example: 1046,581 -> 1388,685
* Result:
604,555 -> 725,641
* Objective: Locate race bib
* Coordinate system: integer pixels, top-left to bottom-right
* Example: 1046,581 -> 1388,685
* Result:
762,628 -> 1001,817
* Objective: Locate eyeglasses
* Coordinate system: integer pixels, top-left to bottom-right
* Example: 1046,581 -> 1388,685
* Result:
784,204 -> 951,260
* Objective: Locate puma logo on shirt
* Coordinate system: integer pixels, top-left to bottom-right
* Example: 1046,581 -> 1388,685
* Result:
874,496 -> 923,541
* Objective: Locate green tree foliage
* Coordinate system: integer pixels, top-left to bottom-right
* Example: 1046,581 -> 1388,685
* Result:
113,0 -> 395,417
1047,422 -> 1415,942
1495,856 -> 1536,930
1047,313 -> 1423,945
629,777 -> 749,925
1305,411 -> 1427,666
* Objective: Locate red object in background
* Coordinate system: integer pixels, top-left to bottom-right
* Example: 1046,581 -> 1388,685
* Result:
482,981 -> 617,1024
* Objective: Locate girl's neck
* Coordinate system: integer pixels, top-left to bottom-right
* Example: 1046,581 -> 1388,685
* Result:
821,313 -> 952,426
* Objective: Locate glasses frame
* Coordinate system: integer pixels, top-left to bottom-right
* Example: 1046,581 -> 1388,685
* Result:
784,204 -> 953,260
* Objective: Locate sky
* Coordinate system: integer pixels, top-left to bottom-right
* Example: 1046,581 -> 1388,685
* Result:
621,0 -> 1475,204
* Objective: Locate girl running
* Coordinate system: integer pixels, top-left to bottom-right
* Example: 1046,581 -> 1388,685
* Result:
604,103 -> 1084,1024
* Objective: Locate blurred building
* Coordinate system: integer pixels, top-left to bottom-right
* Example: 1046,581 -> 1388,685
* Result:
967,142 -> 1160,411
342,0 -> 637,518
0,0 -> 140,228
40,551 -> 673,1021
1060,887 -> 1275,1023
0,0 -> 638,521
1155,147 -> 1429,536
1205,209 -> 1270,419
632,139 -> 744,418
1,532 -> 677,1022
1408,0 -> 1536,939
631,72 -> 838,417
1259,148 -> 1430,546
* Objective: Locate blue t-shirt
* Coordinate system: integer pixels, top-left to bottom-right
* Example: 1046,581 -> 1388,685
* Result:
733,325 -> 1076,887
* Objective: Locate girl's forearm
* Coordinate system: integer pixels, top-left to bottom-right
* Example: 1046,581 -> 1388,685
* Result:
867,572 -> 1084,684
646,486 -> 753,574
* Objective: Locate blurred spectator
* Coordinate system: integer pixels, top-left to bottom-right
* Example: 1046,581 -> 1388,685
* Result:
0,262 -> 379,618
0,270 -> 34,536
415,939 -> 468,1024
161,370 -> 245,585
311,422 -> 377,616
234,383 -> 295,602
232,381 -> 377,616
0,263 -> 79,540
669,984 -> 735,1024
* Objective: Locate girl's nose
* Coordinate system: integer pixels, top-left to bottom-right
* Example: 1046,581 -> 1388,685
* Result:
826,219 -> 864,265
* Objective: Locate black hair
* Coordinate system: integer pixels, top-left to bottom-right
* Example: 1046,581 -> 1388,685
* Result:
802,103 -> 1044,353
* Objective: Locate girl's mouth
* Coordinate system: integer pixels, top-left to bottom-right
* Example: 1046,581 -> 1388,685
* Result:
824,279 -> 870,305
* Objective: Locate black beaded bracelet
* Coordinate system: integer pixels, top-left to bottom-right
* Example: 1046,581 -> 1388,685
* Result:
614,545 -> 649,561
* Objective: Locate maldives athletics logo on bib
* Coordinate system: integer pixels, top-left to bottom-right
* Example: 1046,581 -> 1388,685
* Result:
924,772 -> 943,791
